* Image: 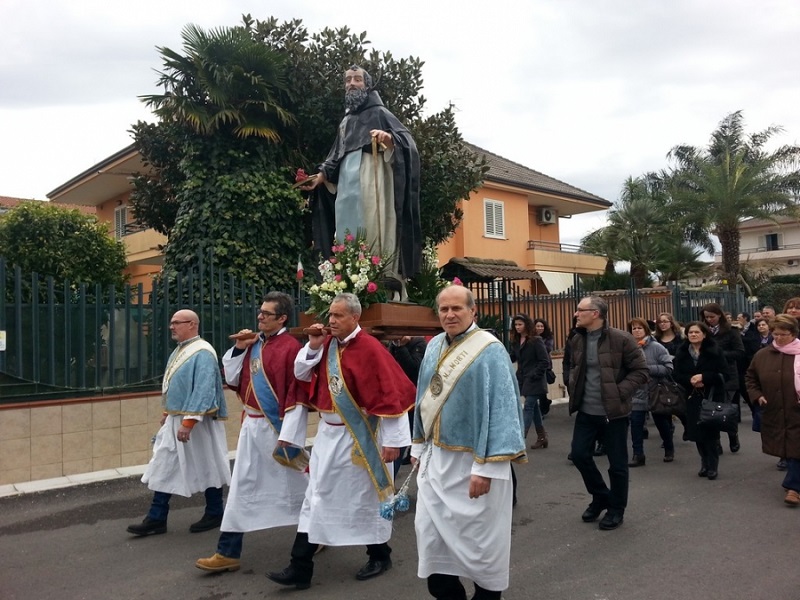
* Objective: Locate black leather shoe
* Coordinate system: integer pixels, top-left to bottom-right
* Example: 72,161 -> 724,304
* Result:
598,511 -> 624,530
706,470 -> 718,480
127,517 -> 167,536
581,503 -> 607,523
729,434 -> 740,453
698,466 -> 708,477
189,513 -> 223,533
267,566 -> 312,590
355,558 -> 392,581
628,454 -> 645,467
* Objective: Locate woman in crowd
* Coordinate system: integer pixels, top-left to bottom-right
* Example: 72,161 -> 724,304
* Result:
509,314 -> 550,449
627,318 -> 675,466
673,322 -> 730,480
701,303 -> 745,453
746,314 -> 800,506
654,312 -> 684,356
533,318 -> 555,416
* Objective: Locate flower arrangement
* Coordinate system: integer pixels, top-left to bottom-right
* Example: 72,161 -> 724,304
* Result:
406,244 -> 458,309
305,230 -> 389,318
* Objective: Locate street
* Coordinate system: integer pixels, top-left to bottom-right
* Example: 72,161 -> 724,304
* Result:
1,404 -> 798,600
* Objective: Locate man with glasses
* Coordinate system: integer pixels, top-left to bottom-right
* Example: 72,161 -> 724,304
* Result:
196,292 -> 309,573
267,292 -> 415,589
567,297 -> 648,531
127,309 -> 230,536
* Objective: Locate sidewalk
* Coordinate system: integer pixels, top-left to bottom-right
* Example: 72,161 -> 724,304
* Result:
0,397 -> 570,498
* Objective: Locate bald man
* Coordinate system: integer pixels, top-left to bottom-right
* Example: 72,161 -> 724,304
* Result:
127,309 -> 231,536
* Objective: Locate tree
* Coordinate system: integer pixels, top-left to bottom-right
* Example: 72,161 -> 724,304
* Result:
130,15 -> 485,284
0,202 -> 127,285
666,110 -> 800,289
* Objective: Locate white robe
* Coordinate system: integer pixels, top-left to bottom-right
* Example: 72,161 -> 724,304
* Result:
281,329 -> 410,545
219,346 -> 308,532
413,443 -> 513,591
142,414 -> 231,497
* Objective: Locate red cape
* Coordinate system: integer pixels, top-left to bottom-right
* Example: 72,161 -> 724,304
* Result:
231,332 -> 307,418
303,330 -> 415,417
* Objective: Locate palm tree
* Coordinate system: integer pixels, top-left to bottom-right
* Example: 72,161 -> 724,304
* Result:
666,111 -> 800,288
140,24 -> 293,140
581,176 -> 675,288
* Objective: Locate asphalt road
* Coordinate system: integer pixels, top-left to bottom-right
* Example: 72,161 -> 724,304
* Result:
1,405 -> 798,600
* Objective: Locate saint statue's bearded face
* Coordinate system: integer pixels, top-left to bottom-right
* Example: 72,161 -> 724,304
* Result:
344,67 -> 371,112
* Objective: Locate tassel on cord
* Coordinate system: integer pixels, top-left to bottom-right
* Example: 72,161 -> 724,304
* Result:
379,462 -> 418,520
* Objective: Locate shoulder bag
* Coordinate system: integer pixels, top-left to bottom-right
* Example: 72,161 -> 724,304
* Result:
648,375 -> 686,416
698,375 -> 740,432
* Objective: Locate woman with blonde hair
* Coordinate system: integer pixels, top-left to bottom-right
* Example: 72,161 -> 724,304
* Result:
746,314 -> 800,505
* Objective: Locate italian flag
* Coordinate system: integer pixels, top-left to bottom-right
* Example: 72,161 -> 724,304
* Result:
296,256 -> 304,281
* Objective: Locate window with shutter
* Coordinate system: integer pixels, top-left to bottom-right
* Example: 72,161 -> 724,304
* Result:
114,206 -> 128,240
483,199 -> 505,239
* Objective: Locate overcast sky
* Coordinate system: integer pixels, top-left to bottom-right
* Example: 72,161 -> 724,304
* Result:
2,0 -> 799,245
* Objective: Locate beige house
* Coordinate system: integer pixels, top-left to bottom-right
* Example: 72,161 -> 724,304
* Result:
713,215 -> 800,276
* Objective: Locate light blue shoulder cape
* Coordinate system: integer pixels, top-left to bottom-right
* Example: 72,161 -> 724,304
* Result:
413,331 -> 526,463
163,343 -> 228,419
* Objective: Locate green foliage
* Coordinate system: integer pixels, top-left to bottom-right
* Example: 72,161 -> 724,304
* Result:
0,202 -> 127,286
132,16 -> 485,289
666,110 -> 800,288
406,245 -> 450,309
163,136 -> 306,289
768,274 -> 800,284
756,283 -> 800,311
580,270 -> 651,292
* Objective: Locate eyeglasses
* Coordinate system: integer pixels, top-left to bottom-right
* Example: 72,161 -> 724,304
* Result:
169,320 -> 193,326
257,310 -> 280,318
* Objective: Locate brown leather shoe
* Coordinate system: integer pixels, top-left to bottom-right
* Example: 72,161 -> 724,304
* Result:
784,489 -> 800,506
196,553 -> 241,572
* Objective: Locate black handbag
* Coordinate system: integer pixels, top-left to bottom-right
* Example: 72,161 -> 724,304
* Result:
546,369 -> 556,385
698,377 -> 740,432
648,377 -> 686,416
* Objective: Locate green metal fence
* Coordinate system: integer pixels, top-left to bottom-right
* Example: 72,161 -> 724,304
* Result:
0,257 -> 305,404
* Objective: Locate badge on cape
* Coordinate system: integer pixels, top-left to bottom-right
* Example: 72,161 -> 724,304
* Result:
329,375 -> 343,396
430,373 -> 444,396
250,358 -> 261,374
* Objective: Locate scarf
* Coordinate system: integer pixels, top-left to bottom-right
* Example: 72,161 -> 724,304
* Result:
771,337 -> 800,399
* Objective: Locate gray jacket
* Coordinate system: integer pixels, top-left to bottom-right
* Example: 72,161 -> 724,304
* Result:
632,336 -> 673,411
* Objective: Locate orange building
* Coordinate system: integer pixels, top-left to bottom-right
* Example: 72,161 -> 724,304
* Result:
49,143 -> 609,292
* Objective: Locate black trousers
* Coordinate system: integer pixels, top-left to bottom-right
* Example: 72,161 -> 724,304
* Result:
427,573 -> 501,600
289,531 -> 391,578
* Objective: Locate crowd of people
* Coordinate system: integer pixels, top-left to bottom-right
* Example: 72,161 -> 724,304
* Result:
124,290 -> 800,599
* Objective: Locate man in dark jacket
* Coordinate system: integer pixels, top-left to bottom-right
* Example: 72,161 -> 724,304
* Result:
567,296 -> 648,531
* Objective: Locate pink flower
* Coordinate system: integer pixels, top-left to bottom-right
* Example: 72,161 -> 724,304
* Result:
336,245 -> 346,253
371,256 -> 381,265
452,277 -> 463,286
345,233 -> 355,242
329,258 -> 337,264
367,282 -> 378,293
358,252 -> 365,261
360,244 -> 368,251
334,275 -> 342,282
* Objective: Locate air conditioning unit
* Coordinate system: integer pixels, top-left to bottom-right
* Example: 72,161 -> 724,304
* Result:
538,207 -> 558,225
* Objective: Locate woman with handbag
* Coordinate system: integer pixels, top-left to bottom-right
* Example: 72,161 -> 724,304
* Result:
673,322 -> 730,480
745,314 -> 800,506
627,318 -> 675,466
509,314 -> 550,449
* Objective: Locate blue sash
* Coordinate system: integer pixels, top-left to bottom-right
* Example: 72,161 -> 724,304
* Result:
327,337 -> 393,502
248,337 -> 309,472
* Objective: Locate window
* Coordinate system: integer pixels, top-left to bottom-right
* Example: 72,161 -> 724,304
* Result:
764,233 -> 782,251
114,206 -> 128,240
483,199 -> 505,239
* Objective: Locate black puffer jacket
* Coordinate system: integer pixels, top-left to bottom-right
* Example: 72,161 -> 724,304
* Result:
710,325 -> 744,391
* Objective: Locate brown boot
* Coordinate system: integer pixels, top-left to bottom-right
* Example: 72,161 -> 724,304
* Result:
531,426 -> 548,449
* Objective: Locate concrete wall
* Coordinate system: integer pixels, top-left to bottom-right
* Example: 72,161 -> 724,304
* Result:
0,390 -> 320,486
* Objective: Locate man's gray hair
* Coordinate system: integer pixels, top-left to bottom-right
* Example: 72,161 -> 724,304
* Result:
347,65 -> 373,88
332,292 -> 362,316
584,296 -> 608,320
